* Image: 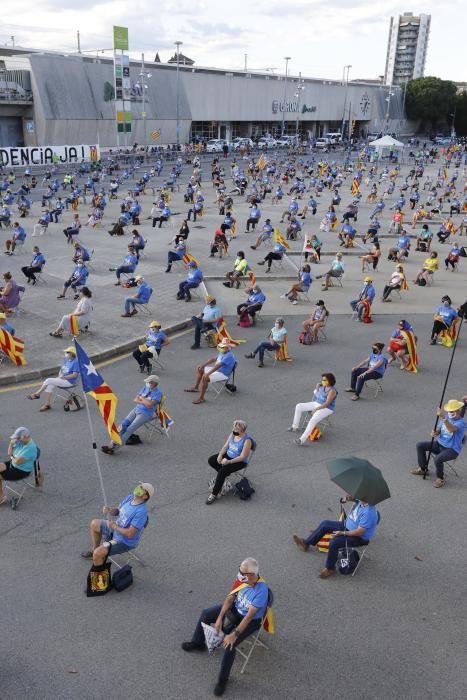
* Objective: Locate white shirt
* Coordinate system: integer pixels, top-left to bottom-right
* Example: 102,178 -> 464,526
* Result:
73,297 -> 92,325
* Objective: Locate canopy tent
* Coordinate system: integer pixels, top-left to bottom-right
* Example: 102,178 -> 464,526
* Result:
369,135 -> 404,159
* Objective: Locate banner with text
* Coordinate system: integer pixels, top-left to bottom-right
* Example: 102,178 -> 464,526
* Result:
0,145 -> 100,168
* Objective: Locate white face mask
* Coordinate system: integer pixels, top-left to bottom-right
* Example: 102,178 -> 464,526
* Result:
237,572 -> 249,583
447,412 -> 457,420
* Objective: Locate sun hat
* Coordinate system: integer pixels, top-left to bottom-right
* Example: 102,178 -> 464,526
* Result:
149,321 -> 161,328
146,375 -> 159,384
443,399 -> 464,412
64,346 -> 76,355
139,482 -> 155,498
364,276 -> 373,282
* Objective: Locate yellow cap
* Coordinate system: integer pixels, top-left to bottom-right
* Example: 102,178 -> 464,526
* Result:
364,276 -> 373,282
443,399 -> 464,413
64,346 -> 76,355
149,321 -> 161,328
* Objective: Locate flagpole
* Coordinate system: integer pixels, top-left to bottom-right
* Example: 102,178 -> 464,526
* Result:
82,390 -> 109,505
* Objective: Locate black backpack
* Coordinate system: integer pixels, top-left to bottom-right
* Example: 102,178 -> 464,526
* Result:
235,477 -> 255,501
112,564 -> 133,592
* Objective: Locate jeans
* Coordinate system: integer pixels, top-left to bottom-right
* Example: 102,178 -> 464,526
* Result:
115,409 -> 153,449
350,368 -> 383,396
208,452 -> 248,496
116,265 -> 134,280
190,604 -> 261,681
167,252 -> 182,266
350,300 -> 369,321
304,519 -> 369,569
416,440 -> 458,479
192,317 -> 215,346
253,341 -> 279,363
178,281 -> 199,300
124,298 -> 147,313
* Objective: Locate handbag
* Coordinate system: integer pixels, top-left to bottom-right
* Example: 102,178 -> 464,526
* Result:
234,477 -> 255,501
112,564 -> 133,592
336,541 -> 360,575
86,562 -> 112,597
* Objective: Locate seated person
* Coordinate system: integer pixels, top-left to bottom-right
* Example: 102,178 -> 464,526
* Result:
181,557 -> 270,697
0,427 -> 40,505
133,321 -> 169,372
362,217 -> 380,244
165,239 -> 186,272
101,376 -> 163,454
430,295 -> 458,345
28,347 -> 80,411
338,222 -> 356,248
292,495 -> 379,578
185,339 -> 237,404
21,247 -> 46,285
245,204 -> 261,231
237,285 -> 265,326
57,260 -> 89,300
250,219 -> 273,250
80,483 -> 153,565
72,242 -> 90,264
287,373 -> 338,444
0,272 -> 22,313
381,264 -> 405,302
350,277 -> 375,322
285,217 -> 302,241
32,210 -> 51,236
50,286 -> 93,337
413,251 -> 438,286
303,234 -> 322,263
244,317 -> 287,367
177,261 -> 203,302
345,342 -> 387,400
130,230 -> 146,258
63,214 -> 81,243
302,300 -> 329,343
108,220 -> 125,236
110,245 -> 138,285
388,232 -> 411,262
436,219 -> 454,243
445,243 -> 461,271
281,265 -> 311,304
223,251 -> 248,289
360,242 -> 381,272
415,224 -> 433,252
210,226 -> 229,258
153,203 -> 171,227
387,319 -> 417,370
122,275 -> 153,317
412,399 -> 465,488
257,240 -> 286,272
5,223 -> 26,254
206,421 -> 254,504
191,295 -> 222,349
316,253 -> 345,290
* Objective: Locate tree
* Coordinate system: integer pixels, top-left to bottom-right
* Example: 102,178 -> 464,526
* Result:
454,91 -> 467,137
405,77 -> 458,132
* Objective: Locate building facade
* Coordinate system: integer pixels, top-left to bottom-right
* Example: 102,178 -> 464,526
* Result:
0,48 -> 405,148
384,12 -> 431,86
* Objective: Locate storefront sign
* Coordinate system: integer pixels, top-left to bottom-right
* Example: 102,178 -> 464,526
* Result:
0,145 -> 101,168
272,100 -> 298,114
301,104 -> 317,114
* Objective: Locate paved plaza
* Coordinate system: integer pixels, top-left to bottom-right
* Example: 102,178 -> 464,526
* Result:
1,150 -> 467,699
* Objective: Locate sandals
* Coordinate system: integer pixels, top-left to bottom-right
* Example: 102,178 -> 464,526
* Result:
39,404 -> 51,412
49,331 -> 63,338
28,393 -> 40,400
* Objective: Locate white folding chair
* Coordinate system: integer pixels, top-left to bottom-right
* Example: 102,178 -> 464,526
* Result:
350,510 -> 381,577
108,518 -> 149,569
235,588 -> 274,674
297,289 -> 311,303
4,447 -> 43,510
365,378 -> 384,398
208,362 -> 237,400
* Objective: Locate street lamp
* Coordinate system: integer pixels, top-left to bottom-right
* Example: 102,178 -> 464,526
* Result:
385,88 -> 395,134
294,72 -> 305,140
340,65 -> 352,139
136,53 -> 152,148
175,40 -> 183,148
281,56 -> 291,137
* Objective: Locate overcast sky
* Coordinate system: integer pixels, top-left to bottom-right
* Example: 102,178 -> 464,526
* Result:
2,0 -> 465,81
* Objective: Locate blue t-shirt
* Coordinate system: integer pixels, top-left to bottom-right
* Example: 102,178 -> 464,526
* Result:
202,305 -> 221,323
146,329 -> 166,349
216,350 -> 236,378
247,291 -> 266,305
345,502 -> 378,540
136,282 -> 152,302
438,417 -> 465,454
360,284 -> 375,303
235,581 -> 269,619
368,353 -> 387,376
114,494 -> 149,547
11,439 -> 38,474
273,242 -> 286,254
31,253 -> 45,268
226,434 -> 252,463
301,272 -> 311,289
61,358 -> 79,386
315,384 -> 337,410
398,236 -> 410,250
187,268 -> 203,284
175,243 -> 186,259
135,385 -> 163,416
436,305 -> 458,328
123,254 -> 138,270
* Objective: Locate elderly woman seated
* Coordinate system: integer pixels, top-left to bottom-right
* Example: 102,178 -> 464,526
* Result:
281,265 -> 311,304
244,317 -> 287,367
301,300 -> 329,343
360,242 -> 381,272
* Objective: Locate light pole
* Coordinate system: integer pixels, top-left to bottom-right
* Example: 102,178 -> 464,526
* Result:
340,64 -> 352,140
385,87 -> 395,135
281,56 -> 291,137
294,72 -> 305,141
136,53 -> 152,149
175,41 -> 183,149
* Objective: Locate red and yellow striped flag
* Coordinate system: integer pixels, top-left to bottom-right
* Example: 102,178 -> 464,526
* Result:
88,384 -> 122,444
215,318 -> 245,345
256,154 -> 267,170
229,577 -> 275,634
275,338 -> 292,362
351,178 -> 360,195
69,315 -> 80,337
156,396 -> 174,430
182,252 -> 200,266
0,328 -> 26,366
401,330 -> 419,373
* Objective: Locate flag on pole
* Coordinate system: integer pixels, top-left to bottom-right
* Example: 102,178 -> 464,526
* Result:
69,315 -> 80,337
73,340 -> 122,444
273,227 -> 291,249
229,577 -> 275,634
256,154 -> 267,170
0,328 -> 26,366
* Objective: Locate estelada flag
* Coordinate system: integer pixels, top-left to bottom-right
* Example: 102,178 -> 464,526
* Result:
400,330 -> 418,372
229,577 -> 275,634
351,178 -> 360,195
73,340 -> 122,444
256,154 -> 267,170
275,338 -> 292,362
0,328 -> 26,366
182,252 -> 200,266
156,395 -> 174,431
215,318 -> 245,345
69,315 -> 80,337
273,227 -> 291,250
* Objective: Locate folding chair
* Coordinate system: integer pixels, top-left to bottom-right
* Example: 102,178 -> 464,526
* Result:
442,459 -> 460,479
350,510 -> 381,577
297,289 -> 311,303
326,274 -> 343,288
136,302 -> 153,316
208,362 -> 237,400
299,412 -> 332,436
366,378 -> 383,398
56,386 -> 84,411
4,447 -> 42,510
270,257 -> 284,271
35,267 -> 47,285
235,588 -> 274,674
86,249 -> 96,271
108,518 -> 149,569
142,414 -> 172,441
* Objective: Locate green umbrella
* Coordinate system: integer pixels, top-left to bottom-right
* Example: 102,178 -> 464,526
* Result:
327,456 -> 391,505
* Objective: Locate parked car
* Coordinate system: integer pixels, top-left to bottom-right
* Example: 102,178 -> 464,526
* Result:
206,139 -> 225,153
257,137 -> 278,149
315,137 -> 330,149
325,132 -> 342,145
232,137 -> 254,151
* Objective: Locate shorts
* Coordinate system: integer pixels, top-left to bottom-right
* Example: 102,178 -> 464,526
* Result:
1,461 -> 31,481
204,366 -> 228,383
99,520 -> 133,556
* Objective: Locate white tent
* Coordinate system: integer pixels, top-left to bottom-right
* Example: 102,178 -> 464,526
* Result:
369,135 -> 404,159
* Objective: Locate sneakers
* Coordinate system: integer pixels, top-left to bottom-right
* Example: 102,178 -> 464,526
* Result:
181,641 -> 205,652
191,344 -> 200,350
433,478 -> 445,488
80,550 -> 93,559
286,426 -> 298,432
295,438 -> 305,446
410,467 -> 428,476
205,494 -> 217,505
101,446 -> 115,455
245,352 -> 255,359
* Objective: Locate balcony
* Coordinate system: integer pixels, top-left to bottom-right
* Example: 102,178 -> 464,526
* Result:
0,70 -> 33,105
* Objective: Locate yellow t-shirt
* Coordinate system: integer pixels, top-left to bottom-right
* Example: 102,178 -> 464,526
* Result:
423,258 -> 439,272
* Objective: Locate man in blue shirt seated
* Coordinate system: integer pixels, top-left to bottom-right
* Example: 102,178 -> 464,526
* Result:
185,339 -> 236,404
350,276 -> 375,322
57,260 -> 89,300
0,427 -> 40,505
245,204 -> 261,231
293,495 -> 379,578
177,261 -> 203,302
181,557 -> 270,697
110,245 -> 138,285
121,275 -> 153,317
101,376 -> 163,454
5,222 -> 27,254
257,241 -> 286,272
191,295 -> 222,349
412,399 -> 466,488
21,246 -> 46,285
345,342 -> 387,400
80,482 -> 154,565
236,286 -> 266,325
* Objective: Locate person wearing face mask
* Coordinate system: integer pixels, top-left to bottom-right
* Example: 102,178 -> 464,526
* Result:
27,347 -> 80,411
80,482 -> 154,564
223,251 -> 249,289
206,420 -> 254,504
288,373 -> 338,445
244,318 -> 287,367
430,296 -> 459,345
191,295 -> 222,349
0,427 -> 40,506
181,557 -> 270,696
133,321 -> 170,373
236,286 -> 266,326
412,399 -> 466,488
345,343 -> 387,401
350,276 -> 375,323
121,275 -> 153,317
185,339 -> 237,405
387,320 -> 418,371
56,259 -> 89,300
49,286 -> 93,337
101,376 -> 163,455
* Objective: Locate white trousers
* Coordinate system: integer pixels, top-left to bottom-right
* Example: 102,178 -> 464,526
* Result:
57,314 -> 88,331
40,377 -> 73,398
292,401 -> 333,442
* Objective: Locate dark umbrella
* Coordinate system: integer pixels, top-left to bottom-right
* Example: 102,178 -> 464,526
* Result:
327,456 -> 391,505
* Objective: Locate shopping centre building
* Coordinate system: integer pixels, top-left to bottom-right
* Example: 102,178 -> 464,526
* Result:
0,47 -> 405,148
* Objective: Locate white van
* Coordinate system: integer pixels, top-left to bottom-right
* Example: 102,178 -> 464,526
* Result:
326,132 -> 342,144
